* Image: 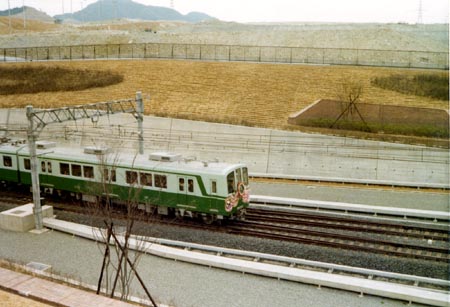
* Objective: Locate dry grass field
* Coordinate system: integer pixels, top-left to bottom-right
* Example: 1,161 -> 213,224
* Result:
0,17 -> 60,34
0,59 -> 447,131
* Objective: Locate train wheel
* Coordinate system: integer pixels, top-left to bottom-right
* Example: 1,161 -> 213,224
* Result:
201,214 -> 214,225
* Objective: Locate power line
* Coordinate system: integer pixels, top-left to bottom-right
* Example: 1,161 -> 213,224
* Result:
417,0 -> 423,24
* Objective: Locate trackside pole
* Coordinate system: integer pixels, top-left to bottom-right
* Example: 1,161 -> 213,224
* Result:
136,91 -> 144,155
26,105 -> 43,231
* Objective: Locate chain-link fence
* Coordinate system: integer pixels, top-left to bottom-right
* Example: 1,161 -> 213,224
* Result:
1,43 -> 448,69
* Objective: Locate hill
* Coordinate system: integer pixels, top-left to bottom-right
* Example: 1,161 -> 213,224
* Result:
0,6 -> 54,23
54,0 -> 215,23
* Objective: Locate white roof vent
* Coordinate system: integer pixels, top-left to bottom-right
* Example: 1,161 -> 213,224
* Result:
36,141 -> 56,149
84,146 -> 111,155
149,152 -> 181,162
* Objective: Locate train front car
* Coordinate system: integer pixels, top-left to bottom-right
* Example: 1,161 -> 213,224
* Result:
222,164 -> 250,220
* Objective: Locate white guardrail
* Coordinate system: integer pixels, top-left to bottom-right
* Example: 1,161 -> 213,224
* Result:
250,172 -> 450,190
43,218 -> 450,307
249,195 -> 450,222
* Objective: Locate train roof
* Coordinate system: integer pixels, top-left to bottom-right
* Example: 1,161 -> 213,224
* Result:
0,141 -> 245,176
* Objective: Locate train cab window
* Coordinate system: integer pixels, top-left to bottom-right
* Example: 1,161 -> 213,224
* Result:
83,166 -> 94,179
179,178 -> 185,191
60,163 -> 70,175
242,167 -> 249,185
41,161 -> 46,172
188,179 -> 194,193
211,180 -> 217,194
227,172 -> 235,194
24,158 -> 31,170
155,174 -> 167,189
140,172 -> 152,186
110,170 -> 116,182
3,156 -> 12,167
47,162 -> 52,174
71,164 -> 82,177
236,168 -> 242,183
126,171 -> 138,184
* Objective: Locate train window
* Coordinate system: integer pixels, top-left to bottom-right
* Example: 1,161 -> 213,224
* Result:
242,167 -> 249,185
47,162 -> 52,174
211,180 -> 217,194
71,164 -> 82,177
41,161 -> 46,172
188,179 -> 194,193
3,156 -> 12,167
126,171 -> 138,184
155,174 -> 167,189
227,172 -> 235,194
140,172 -> 152,186
60,163 -> 70,175
83,166 -> 94,179
236,168 -> 242,183
24,158 -> 31,170
179,178 -> 185,191
103,169 -> 116,182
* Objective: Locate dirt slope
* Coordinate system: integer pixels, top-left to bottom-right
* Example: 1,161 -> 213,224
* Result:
0,60 -> 446,131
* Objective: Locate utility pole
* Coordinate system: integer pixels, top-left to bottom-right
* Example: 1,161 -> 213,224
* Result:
23,0 -> 26,29
26,93 -> 146,231
7,0 -> 11,34
417,0 -> 423,24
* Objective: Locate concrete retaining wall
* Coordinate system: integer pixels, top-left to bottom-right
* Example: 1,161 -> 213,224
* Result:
288,99 -> 450,136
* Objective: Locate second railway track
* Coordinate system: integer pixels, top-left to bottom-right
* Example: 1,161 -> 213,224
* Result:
1,191 -> 448,263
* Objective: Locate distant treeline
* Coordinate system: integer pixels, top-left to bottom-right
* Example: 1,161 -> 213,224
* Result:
0,7 -> 25,17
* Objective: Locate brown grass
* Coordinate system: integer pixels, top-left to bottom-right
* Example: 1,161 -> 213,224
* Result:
0,17 -> 59,34
0,60 -> 447,131
0,66 -> 123,95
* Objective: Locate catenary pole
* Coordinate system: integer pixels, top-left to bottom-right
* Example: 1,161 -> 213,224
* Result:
136,91 -> 144,155
26,92 -> 145,231
26,105 -> 44,230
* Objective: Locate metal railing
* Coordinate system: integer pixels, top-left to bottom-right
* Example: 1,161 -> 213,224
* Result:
1,42 -> 448,69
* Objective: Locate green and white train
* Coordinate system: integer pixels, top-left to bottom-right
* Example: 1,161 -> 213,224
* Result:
0,139 -> 250,222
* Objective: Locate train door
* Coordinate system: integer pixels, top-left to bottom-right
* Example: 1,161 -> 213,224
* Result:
40,160 -> 52,184
40,160 -> 53,194
177,177 -> 187,205
177,176 -> 196,205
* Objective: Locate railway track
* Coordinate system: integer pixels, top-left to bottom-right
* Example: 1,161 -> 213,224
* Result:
227,222 -> 449,263
1,192 -> 448,262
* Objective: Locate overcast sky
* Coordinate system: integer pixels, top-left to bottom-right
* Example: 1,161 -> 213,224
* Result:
1,0 -> 449,23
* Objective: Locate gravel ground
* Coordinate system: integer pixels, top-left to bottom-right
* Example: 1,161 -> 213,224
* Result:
0,220 -> 433,307
56,209 -> 449,281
